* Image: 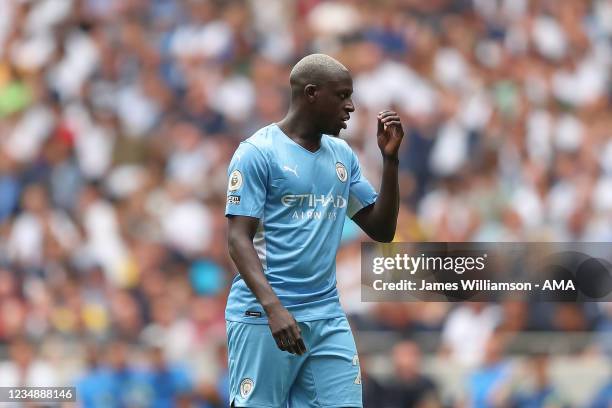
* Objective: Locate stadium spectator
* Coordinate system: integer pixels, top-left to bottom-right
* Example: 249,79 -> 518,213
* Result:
465,334 -> 514,408
441,303 -> 502,367
197,342 -> 229,408
144,343 -> 193,408
382,340 -> 439,408
589,378 -> 612,408
0,337 -> 56,387
510,353 -> 568,408
75,343 -> 115,407
104,340 -> 154,407
361,353 -> 386,408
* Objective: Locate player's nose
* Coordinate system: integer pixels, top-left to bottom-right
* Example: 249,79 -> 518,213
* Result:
345,99 -> 355,112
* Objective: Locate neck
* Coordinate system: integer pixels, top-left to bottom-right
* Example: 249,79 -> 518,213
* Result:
277,108 -> 322,152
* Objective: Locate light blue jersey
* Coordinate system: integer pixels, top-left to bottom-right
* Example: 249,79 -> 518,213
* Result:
225,124 -> 377,324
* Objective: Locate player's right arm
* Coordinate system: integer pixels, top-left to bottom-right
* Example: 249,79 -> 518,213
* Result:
226,142 -> 306,355
227,216 -> 306,355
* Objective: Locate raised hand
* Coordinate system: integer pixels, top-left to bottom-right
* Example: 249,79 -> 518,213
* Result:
376,110 -> 404,160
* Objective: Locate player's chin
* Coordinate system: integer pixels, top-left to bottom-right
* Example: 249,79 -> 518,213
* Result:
327,123 -> 345,137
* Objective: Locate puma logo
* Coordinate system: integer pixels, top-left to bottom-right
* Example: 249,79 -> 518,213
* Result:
282,164 -> 298,177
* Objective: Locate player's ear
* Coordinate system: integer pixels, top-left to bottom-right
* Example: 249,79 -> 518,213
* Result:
304,84 -> 317,102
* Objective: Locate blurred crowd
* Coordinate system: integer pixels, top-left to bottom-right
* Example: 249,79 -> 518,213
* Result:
0,0 -> 611,406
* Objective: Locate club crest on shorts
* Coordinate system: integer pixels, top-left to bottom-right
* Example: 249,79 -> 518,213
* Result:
240,378 -> 254,398
228,170 -> 243,191
336,162 -> 347,182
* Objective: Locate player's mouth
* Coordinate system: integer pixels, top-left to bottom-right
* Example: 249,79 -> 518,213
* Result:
340,115 -> 350,129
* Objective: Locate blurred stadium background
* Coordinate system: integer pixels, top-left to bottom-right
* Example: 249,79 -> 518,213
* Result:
0,0 -> 611,406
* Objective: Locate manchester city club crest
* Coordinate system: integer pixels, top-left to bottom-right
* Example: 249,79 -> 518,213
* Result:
239,378 -> 254,398
335,162 -> 347,182
228,170 -> 243,191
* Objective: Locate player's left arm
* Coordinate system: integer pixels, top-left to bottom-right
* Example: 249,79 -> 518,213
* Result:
352,110 -> 403,242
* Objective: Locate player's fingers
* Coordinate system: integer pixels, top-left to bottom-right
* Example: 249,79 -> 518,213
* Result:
289,325 -> 304,355
289,323 -> 301,338
381,113 -> 400,120
296,338 -> 307,354
274,334 -> 287,351
284,332 -> 299,355
377,116 -> 384,134
381,115 -> 401,124
279,329 -> 295,354
378,110 -> 397,119
383,120 -> 403,128
289,340 -> 299,355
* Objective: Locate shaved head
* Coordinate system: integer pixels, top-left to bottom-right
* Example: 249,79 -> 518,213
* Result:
282,53 -> 354,136
289,54 -> 350,92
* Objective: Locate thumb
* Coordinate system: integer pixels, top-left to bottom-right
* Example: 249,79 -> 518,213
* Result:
377,115 -> 384,135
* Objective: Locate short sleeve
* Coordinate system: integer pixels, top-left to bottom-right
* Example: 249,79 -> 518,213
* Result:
225,142 -> 268,219
347,150 -> 378,218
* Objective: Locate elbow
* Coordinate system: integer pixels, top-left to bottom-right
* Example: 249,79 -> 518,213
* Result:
354,210 -> 398,242
372,227 -> 396,243
375,233 -> 395,243
381,222 -> 398,242
361,221 -> 396,243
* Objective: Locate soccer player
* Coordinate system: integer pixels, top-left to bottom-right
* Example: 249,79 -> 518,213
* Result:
225,53 -> 403,407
